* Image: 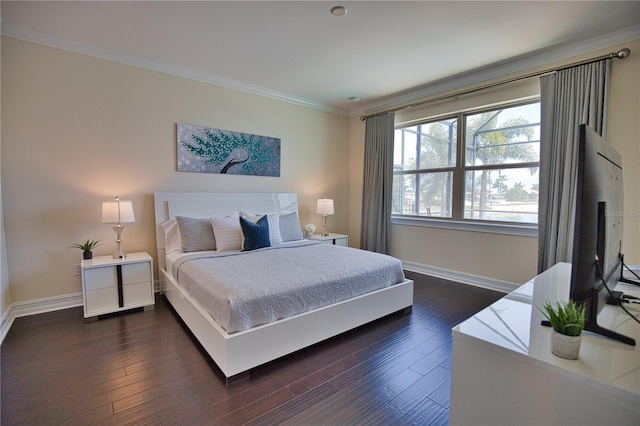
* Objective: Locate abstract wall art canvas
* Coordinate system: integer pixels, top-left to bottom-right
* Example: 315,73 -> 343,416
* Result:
177,123 -> 281,176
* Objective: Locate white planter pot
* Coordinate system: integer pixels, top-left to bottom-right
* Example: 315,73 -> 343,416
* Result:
305,230 -> 314,238
551,329 -> 582,360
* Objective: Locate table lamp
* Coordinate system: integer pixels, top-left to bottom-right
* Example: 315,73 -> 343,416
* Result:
316,198 -> 334,236
102,196 -> 135,259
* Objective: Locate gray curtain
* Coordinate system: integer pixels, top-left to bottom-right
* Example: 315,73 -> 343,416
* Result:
361,112 -> 395,253
537,59 -> 610,273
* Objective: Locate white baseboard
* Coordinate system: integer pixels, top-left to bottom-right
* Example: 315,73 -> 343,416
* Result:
1,280 -> 161,344
402,260 -> 518,294
403,262 -> 640,294
1,307 -> 13,344
1,292 -> 83,344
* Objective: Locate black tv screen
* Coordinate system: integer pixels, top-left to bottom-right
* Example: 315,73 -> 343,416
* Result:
571,124 -> 633,345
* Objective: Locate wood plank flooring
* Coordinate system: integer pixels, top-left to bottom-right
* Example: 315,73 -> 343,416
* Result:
1,271 -> 503,425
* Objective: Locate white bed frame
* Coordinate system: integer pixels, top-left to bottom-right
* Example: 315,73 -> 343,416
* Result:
154,192 -> 414,379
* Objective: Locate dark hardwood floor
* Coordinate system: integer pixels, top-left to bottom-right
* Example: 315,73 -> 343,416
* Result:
1,271 -> 503,425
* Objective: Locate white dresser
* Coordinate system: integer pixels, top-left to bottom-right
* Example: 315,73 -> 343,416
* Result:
450,262 -> 639,425
81,252 -> 154,318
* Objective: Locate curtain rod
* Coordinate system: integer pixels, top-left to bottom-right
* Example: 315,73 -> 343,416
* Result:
360,48 -> 631,121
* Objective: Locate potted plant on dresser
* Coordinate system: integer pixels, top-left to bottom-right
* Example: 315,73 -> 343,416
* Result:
540,300 -> 586,360
71,239 -> 101,260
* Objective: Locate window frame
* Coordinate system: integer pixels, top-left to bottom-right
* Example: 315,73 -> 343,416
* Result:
393,118 -> 458,217
391,99 -> 540,236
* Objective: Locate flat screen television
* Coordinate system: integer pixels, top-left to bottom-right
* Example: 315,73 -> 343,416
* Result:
571,124 -> 634,345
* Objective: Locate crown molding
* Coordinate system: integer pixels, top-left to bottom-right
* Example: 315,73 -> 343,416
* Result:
353,25 -> 640,118
3,21 -> 637,120
1,22 -> 350,117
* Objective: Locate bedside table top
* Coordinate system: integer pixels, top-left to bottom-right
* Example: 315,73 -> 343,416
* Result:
307,233 -> 348,241
81,252 -> 152,268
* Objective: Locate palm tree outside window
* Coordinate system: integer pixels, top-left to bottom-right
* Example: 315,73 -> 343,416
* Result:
392,101 -> 540,224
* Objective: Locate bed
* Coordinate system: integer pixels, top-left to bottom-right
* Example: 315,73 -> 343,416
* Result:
154,192 -> 414,380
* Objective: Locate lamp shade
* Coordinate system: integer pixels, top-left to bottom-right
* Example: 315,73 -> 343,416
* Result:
102,200 -> 135,224
316,198 -> 335,215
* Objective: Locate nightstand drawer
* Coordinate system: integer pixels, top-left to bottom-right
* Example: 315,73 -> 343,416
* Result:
307,233 -> 348,246
334,237 -> 348,247
83,262 -> 151,291
84,267 -> 117,291
85,287 -> 119,313
123,281 -> 154,305
123,262 -> 151,285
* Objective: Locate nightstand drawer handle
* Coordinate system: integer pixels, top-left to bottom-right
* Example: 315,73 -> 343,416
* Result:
116,265 -> 124,308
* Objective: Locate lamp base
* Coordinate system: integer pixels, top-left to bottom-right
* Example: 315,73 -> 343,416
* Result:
322,215 -> 329,236
113,246 -> 126,260
112,225 -> 127,259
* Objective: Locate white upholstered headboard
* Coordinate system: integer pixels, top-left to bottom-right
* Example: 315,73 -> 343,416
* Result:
153,192 -> 299,270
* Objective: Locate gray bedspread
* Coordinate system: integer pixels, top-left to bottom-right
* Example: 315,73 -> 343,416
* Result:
171,240 -> 406,334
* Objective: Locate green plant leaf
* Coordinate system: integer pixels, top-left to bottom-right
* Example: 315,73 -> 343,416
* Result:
539,300 -> 586,336
70,239 -> 101,252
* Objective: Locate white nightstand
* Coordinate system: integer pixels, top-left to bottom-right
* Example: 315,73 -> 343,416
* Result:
307,233 -> 348,246
81,252 -> 154,318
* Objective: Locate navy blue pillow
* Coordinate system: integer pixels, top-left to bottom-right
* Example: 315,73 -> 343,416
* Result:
240,215 -> 271,251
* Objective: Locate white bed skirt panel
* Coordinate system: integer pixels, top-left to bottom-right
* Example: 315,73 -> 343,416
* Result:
161,268 -> 413,378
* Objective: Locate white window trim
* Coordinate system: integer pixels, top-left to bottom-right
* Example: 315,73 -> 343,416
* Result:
391,215 -> 538,237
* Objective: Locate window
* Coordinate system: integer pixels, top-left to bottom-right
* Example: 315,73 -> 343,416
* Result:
393,118 -> 457,218
393,101 -> 540,226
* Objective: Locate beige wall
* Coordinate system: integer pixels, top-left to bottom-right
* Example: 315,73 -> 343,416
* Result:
349,39 -> 640,285
1,37 -> 349,303
607,40 -> 640,268
3,35 -> 638,306
1,175 -> 9,315
348,114 -> 366,248
1,33 -> 10,316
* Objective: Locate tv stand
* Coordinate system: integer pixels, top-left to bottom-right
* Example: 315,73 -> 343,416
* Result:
619,277 -> 640,286
540,314 -> 635,345
584,286 -> 636,345
619,254 -> 640,286
585,321 -> 635,346
451,263 -> 639,425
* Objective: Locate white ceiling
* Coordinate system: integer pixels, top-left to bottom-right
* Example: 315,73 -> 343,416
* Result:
2,1 -> 639,116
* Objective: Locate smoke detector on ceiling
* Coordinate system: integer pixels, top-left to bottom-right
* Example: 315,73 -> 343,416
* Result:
330,6 -> 348,17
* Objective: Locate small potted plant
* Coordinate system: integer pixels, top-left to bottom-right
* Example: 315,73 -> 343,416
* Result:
71,239 -> 101,260
304,224 -> 316,238
540,299 -> 586,359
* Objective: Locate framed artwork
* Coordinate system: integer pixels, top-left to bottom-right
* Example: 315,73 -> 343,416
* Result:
177,123 -> 281,176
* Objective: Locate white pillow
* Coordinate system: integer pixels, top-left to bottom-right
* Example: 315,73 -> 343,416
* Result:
279,212 -> 304,242
161,219 -> 182,254
210,211 -> 242,252
240,211 -> 283,245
